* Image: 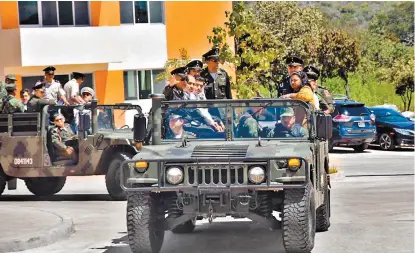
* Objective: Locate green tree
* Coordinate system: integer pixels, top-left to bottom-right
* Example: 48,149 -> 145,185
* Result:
154,48 -> 190,83
388,56 -> 414,111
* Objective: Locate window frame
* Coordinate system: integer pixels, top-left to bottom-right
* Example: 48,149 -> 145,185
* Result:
124,69 -> 165,101
18,1 -> 92,28
119,1 -> 165,25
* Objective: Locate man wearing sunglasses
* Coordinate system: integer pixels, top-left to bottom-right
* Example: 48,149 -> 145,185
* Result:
26,82 -> 57,113
163,67 -> 188,101
50,113 -> 79,161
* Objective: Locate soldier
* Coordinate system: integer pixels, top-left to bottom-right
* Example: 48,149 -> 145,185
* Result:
166,114 -> 197,139
186,60 -> 203,77
269,107 -> 308,138
303,66 -> 334,114
35,66 -> 69,105
0,74 -> 18,113
237,106 -> 264,138
26,82 -> 57,113
1,83 -> 25,114
163,67 -> 188,101
277,56 -> 304,97
50,113 -> 79,161
200,47 -> 232,100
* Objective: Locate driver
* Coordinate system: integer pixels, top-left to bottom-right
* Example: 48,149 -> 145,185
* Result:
166,114 -> 196,139
50,113 -> 79,161
268,107 -> 308,138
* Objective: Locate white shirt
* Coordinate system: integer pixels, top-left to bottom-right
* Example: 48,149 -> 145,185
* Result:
63,79 -> 80,105
35,79 -> 65,102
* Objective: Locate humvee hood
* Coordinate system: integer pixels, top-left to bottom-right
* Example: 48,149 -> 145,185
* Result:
134,140 -> 313,161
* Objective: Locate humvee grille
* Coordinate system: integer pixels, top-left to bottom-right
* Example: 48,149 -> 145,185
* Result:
184,164 -> 248,186
191,145 -> 249,158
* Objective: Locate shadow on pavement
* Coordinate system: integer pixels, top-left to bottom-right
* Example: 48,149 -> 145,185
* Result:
94,222 -> 287,253
0,194 -> 115,202
329,148 -> 371,154
368,145 -> 414,152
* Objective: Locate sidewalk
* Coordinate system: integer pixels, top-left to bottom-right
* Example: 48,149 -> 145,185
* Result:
0,207 -> 74,252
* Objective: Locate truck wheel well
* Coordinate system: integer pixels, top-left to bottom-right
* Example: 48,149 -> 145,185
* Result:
96,145 -> 137,174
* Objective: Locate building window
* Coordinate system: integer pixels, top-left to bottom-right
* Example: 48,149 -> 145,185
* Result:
120,1 -> 164,24
124,70 -> 163,100
19,1 -> 90,26
22,73 -> 94,93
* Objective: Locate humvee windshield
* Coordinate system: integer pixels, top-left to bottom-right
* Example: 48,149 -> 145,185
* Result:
163,104 -> 310,140
97,105 -> 141,132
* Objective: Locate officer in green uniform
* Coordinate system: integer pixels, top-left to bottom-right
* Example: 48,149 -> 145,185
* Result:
166,114 -> 197,139
237,107 -> 264,138
277,56 -> 304,97
26,82 -> 57,113
268,107 -> 308,138
0,74 -> 18,113
303,66 -> 334,114
1,83 -> 25,114
50,113 -> 79,161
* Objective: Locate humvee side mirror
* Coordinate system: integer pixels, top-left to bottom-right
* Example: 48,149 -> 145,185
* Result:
133,114 -> 147,142
316,112 -> 333,140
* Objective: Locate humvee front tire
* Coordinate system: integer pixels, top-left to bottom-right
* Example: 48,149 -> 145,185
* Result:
25,177 -> 66,196
282,182 -> 316,253
171,218 -> 196,234
127,191 -> 165,253
106,152 -> 132,201
0,175 -> 6,196
316,172 -> 331,232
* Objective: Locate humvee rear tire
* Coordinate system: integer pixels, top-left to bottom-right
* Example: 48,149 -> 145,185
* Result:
171,218 -> 196,234
0,175 -> 6,196
282,182 -> 316,253
127,191 -> 165,253
316,173 -> 331,232
25,177 -> 66,196
106,152 -> 132,201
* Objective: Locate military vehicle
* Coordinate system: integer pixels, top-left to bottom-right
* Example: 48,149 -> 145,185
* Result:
0,101 -> 146,200
121,94 -> 333,253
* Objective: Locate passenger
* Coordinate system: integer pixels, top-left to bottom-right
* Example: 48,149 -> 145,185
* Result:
303,66 -> 334,114
0,74 -> 18,113
34,66 -> 69,105
98,109 -> 112,129
163,67 -> 188,101
74,87 -> 95,134
50,113 -> 79,161
268,108 -> 308,138
280,71 -> 316,108
20,89 -> 31,111
26,82 -> 57,113
186,60 -> 203,77
237,106 -> 264,138
1,83 -> 25,114
63,72 -> 86,133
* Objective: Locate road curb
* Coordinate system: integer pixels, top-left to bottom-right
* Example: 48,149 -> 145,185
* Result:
329,170 -> 345,181
0,208 -> 75,252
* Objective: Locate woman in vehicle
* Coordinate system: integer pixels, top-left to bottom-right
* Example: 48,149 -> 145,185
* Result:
280,71 -> 316,108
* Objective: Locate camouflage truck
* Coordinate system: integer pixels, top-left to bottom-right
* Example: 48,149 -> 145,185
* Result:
121,94 -> 333,253
0,101 -> 146,200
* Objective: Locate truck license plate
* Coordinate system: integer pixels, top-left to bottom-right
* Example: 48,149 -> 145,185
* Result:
358,122 -> 365,127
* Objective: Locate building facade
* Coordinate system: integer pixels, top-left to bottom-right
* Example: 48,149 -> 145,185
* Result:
0,1 -> 233,113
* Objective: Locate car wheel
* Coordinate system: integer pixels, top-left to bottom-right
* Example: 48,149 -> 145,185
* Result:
353,143 -> 369,153
379,133 -> 395,151
24,177 -> 66,196
282,182 -> 316,253
127,190 -> 165,253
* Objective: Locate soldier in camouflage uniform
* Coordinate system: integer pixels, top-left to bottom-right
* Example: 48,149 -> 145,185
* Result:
0,74 -> 18,113
303,66 -> 334,114
26,82 -> 57,113
50,113 -> 79,161
268,107 -> 308,138
1,83 -> 25,114
237,107 -> 264,138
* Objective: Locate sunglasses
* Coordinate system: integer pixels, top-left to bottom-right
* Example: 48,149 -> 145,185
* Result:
54,118 -> 64,122
82,92 -> 92,96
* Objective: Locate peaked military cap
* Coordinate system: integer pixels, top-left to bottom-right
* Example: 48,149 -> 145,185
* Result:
5,74 -> 17,81
43,66 -> 56,74
202,47 -> 220,61
303,65 -> 320,80
170,67 -> 188,76
52,112 -> 65,120
81,87 -> 95,97
33,81 -> 46,90
280,107 -> 295,117
73,72 -> 85,79
5,83 -> 17,91
285,56 -> 304,66
186,60 -> 203,70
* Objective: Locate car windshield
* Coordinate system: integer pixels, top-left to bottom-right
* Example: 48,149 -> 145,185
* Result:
97,106 -> 141,132
162,103 -> 310,140
371,108 -> 409,122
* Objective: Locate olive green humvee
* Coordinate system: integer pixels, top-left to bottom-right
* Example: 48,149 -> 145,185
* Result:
121,94 -> 333,253
0,101 -> 146,200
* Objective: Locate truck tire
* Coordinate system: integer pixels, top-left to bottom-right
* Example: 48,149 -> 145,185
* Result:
353,143 -> 369,153
282,182 -> 316,253
127,191 -> 165,253
316,173 -> 331,232
106,152 -> 132,201
25,177 -> 66,196
0,175 -> 6,196
171,218 -> 196,234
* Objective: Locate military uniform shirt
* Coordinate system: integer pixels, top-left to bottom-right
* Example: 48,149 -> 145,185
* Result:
269,123 -> 308,138
1,95 -> 25,113
316,86 -> 334,113
0,81 -> 8,113
50,123 -> 76,154
163,85 -> 184,101
277,76 -> 294,97
200,68 -> 232,99
26,95 -> 56,112
237,114 -> 261,138
35,79 -> 65,102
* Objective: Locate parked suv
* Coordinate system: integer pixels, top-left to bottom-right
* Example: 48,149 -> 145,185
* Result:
368,106 -> 414,150
330,98 -> 376,152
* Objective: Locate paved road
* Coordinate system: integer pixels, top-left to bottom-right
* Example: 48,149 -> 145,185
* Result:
1,147 -> 413,253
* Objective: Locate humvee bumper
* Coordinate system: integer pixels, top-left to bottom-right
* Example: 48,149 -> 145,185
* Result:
120,156 -> 309,192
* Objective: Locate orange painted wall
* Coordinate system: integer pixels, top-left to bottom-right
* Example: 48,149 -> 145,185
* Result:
165,1 -> 233,59
0,1 -> 19,29
90,1 -> 121,27
94,70 -> 124,104
15,74 -> 22,98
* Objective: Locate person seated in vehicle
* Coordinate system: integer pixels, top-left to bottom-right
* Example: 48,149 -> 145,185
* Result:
279,71 -> 316,108
26,82 -> 57,113
237,106 -> 265,138
49,113 -> 79,161
1,83 -> 25,114
267,107 -> 308,138
98,109 -> 112,129
166,114 -> 197,139
163,67 -> 188,101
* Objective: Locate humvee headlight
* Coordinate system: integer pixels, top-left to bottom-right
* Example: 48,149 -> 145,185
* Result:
248,166 -> 265,184
288,159 -> 301,172
166,167 -> 183,185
